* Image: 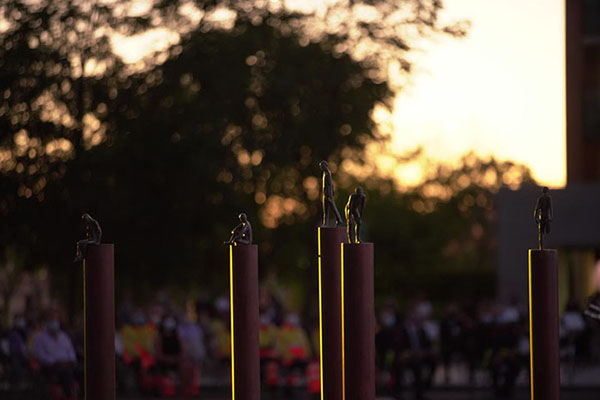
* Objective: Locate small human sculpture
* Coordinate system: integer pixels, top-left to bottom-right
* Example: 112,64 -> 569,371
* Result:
319,160 -> 343,227
225,213 -> 253,245
533,186 -> 553,250
73,213 -> 102,262
345,187 -> 366,243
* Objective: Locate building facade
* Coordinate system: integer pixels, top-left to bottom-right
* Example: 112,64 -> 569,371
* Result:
497,0 -> 600,308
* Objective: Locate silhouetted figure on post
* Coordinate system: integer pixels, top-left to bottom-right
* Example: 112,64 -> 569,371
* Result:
533,187 -> 553,250
225,213 -> 253,245
74,213 -> 102,262
319,160 -> 343,227
345,187 -> 366,243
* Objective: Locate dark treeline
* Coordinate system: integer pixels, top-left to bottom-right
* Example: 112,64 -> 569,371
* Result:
0,0 -> 532,316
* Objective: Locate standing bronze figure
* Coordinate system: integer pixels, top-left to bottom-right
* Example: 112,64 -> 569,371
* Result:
345,187 -> 366,243
74,213 -> 102,262
320,160 -> 343,227
225,213 -> 253,245
533,186 -> 553,250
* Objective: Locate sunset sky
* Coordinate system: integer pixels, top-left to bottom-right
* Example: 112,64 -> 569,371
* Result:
386,0 -> 566,187
114,0 -> 567,187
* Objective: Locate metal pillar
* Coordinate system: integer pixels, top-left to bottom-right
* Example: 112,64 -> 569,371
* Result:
317,227 -> 346,400
528,249 -> 560,400
83,243 -> 115,400
229,244 -> 260,400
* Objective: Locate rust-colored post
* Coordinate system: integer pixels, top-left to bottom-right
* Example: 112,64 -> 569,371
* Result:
528,249 -> 560,400
229,244 -> 260,400
342,243 -> 375,400
83,243 -> 115,400
317,227 -> 346,400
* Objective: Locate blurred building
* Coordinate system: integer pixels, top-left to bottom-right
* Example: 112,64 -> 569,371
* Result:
497,0 -> 600,308
566,0 -> 600,182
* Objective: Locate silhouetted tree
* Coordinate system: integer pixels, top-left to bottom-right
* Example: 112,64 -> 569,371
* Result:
0,0 -> 469,306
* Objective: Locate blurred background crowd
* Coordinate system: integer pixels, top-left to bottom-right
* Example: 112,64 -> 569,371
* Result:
2,285 -> 600,399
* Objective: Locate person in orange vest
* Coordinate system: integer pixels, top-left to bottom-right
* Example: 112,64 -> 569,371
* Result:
278,313 -> 311,366
259,313 -> 281,393
120,312 -> 157,366
278,313 -> 312,396
305,360 -> 321,398
305,319 -> 321,398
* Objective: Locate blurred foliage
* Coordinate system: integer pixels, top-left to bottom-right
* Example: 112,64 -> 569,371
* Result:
0,0 -> 534,313
359,154 -> 535,307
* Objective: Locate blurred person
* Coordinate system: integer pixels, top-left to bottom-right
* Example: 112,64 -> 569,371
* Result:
211,296 -> 232,363
496,297 -> 523,325
5,314 -> 31,383
120,310 -> 158,395
177,312 -> 206,365
584,259 -> 600,321
114,317 -> 137,396
439,304 -> 464,384
375,306 -> 402,396
561,299 -> 586,359
305,318 -> 321,398
150,315 -> 184,397
487,303 -> 522,398
398,306 -> 436,400
278,313 -> 311,365
147,303 -> 166,328
195,300 -> 219,370
457,302 -> 479,384
120,311 -> 157,364
277,312 -> 311,394
474,300 -> 498,379
177,312 -> 204,398
583,259 -> 600,361
259,286 -> 284,326
516,320 -> 530,377
69,316 -> 84,363
413,293 -> 433,321
67,316 -> 85,394
33,315 -> 78,398
259,313 -> 281,394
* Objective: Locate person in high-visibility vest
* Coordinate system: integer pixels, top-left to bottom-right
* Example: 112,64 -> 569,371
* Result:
278,313 -> 312,393
259,314 -> 281,390
305,360 -> 320,396
278,313 -> 311,367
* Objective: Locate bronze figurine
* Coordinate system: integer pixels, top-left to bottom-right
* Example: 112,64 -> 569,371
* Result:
345,187 -> 366,243
320,160 -> 343,227
533,186 -> 553,250
225,213 -> 253,245
74,213 -> 102,262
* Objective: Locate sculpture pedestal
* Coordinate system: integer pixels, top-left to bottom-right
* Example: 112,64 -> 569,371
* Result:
229,245 -> 260,400
528,249 -> 559,400
317,227 -> 346,400
83,244 -> 115,400
342,243 -> 375,400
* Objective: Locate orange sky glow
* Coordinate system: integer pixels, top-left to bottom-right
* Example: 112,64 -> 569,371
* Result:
113,0 -> 567,188
380,0 -> 566,188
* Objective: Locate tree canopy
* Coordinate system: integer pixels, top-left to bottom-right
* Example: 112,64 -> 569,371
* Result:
0,0 -> 535,312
